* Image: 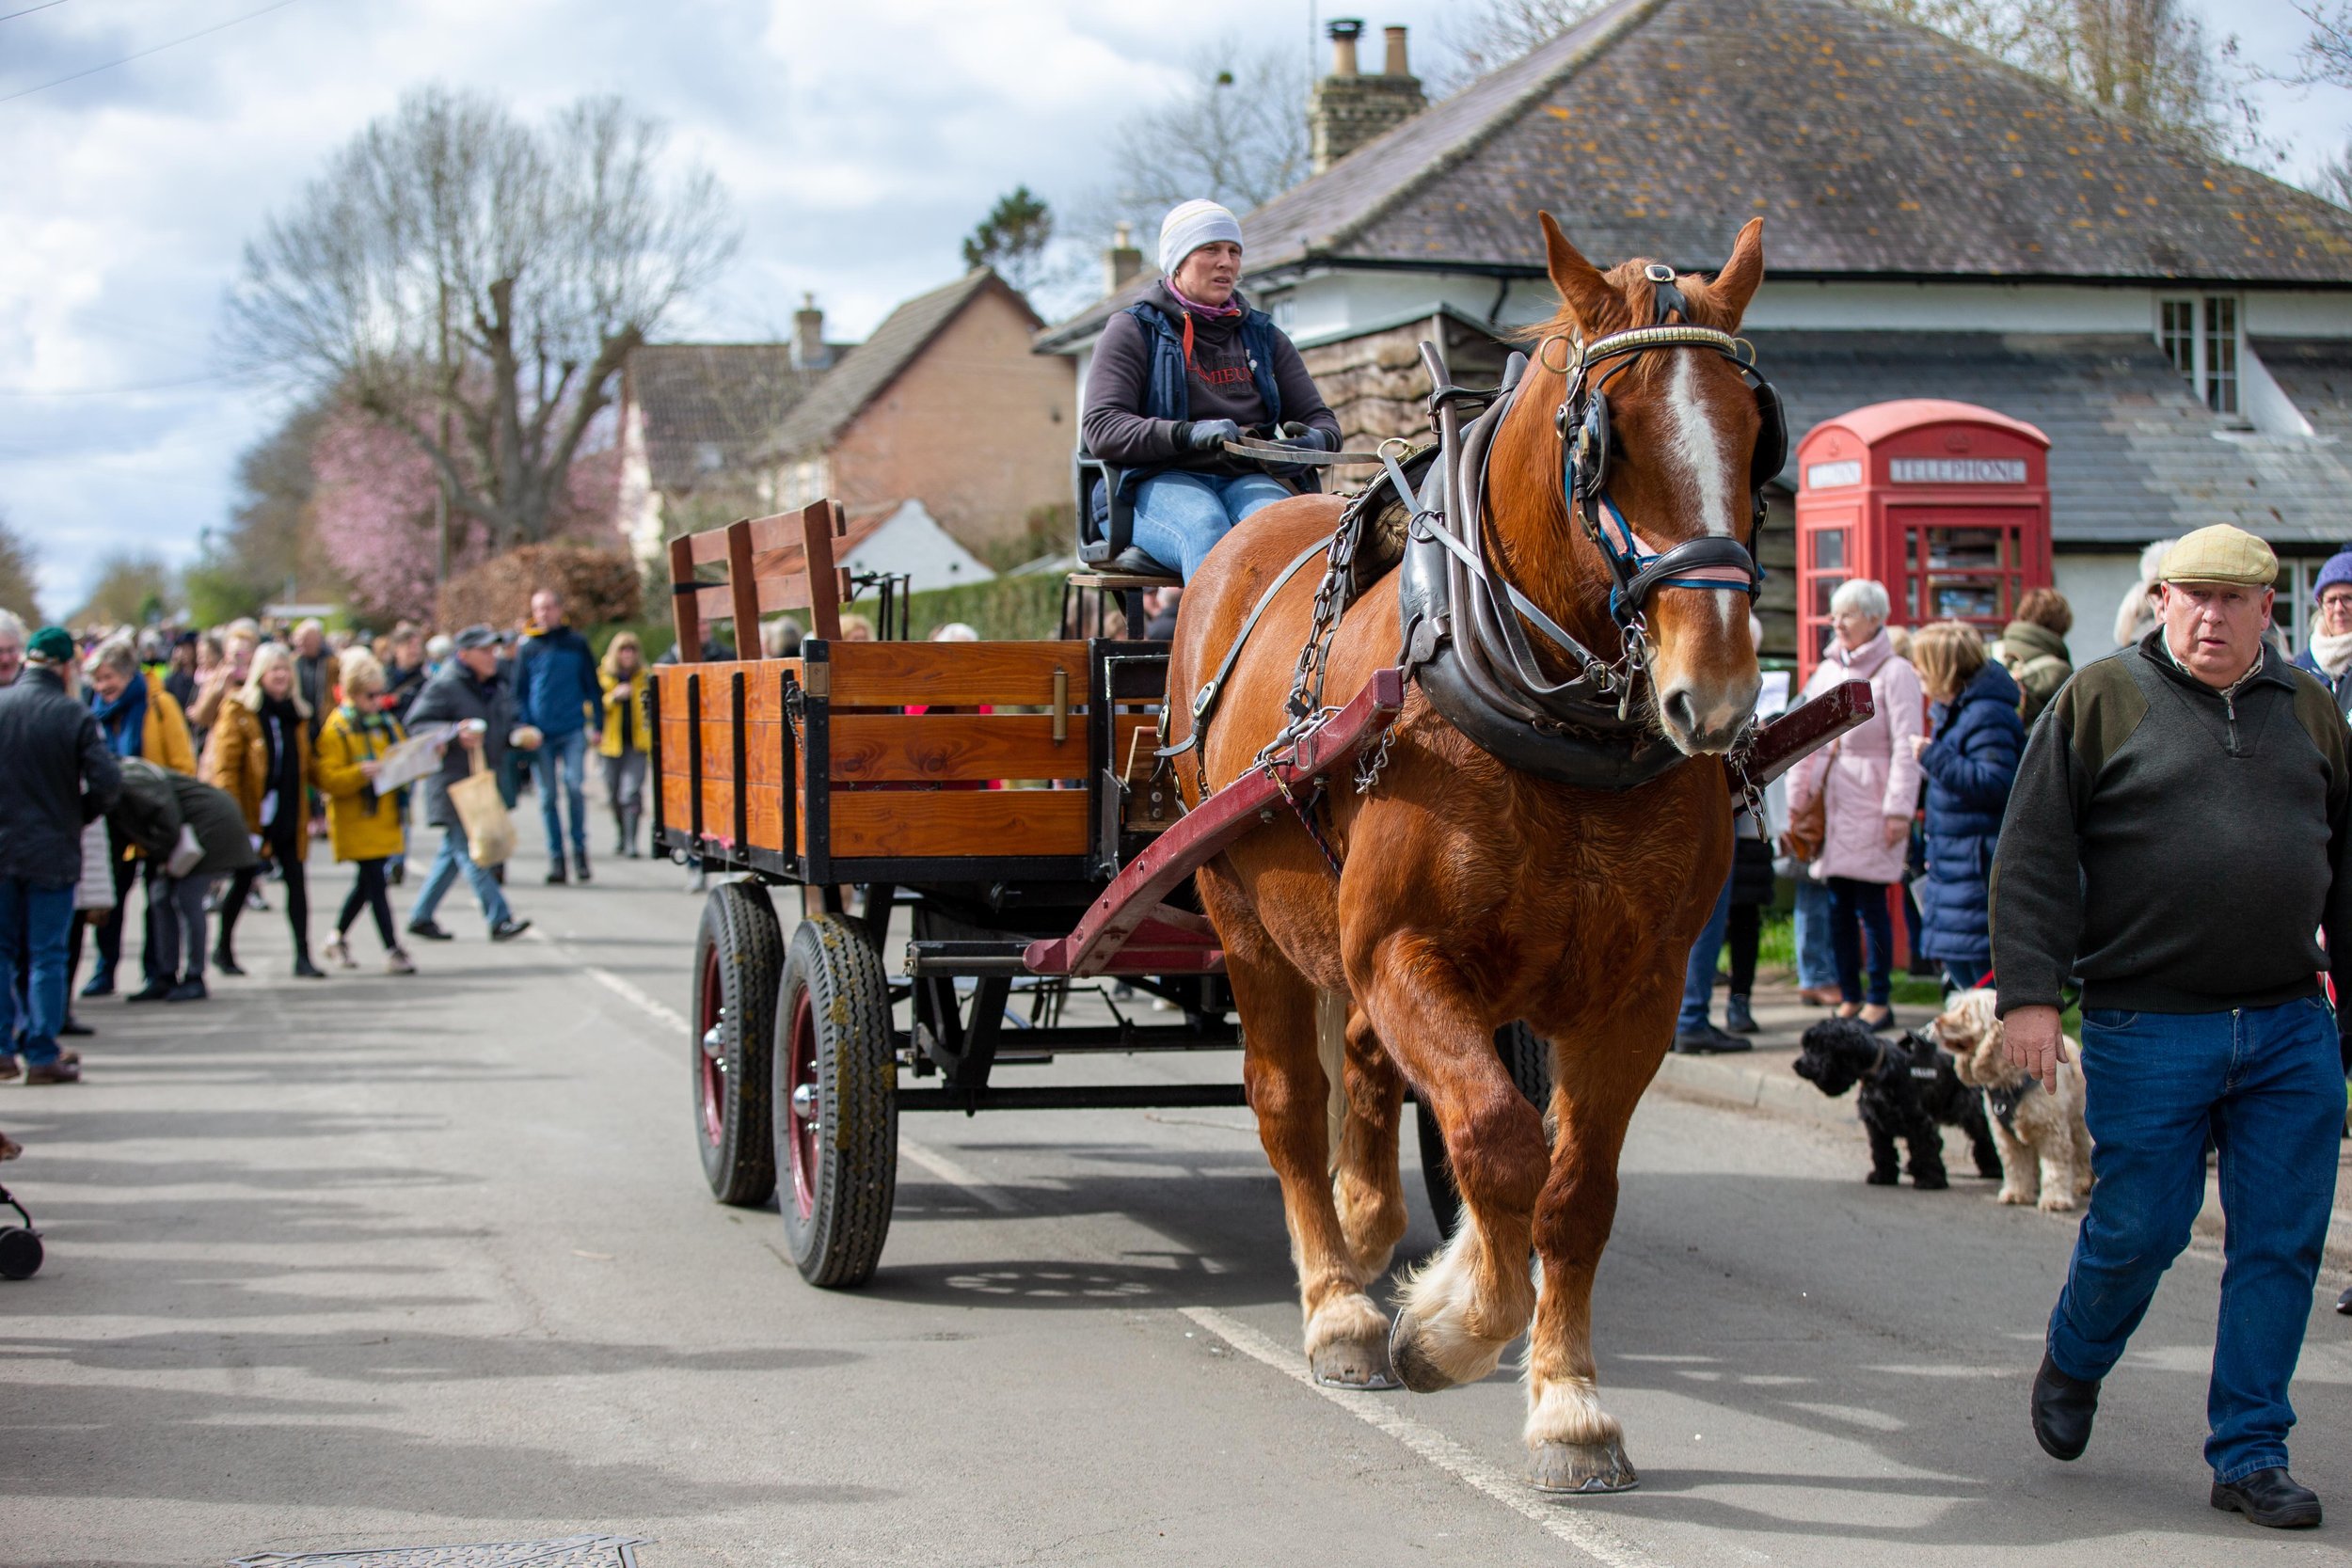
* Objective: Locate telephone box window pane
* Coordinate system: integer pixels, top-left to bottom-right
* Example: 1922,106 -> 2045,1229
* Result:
1813,530 -> 1846,571
1812,575 -> 1848,619
1923,528 -> 2001,571
1930,580 -> 2003,620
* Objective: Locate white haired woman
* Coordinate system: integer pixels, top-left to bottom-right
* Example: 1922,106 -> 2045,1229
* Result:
1079,199 -> 1342,579
1788,579 -> 1925,1030
200,642 -> 321,978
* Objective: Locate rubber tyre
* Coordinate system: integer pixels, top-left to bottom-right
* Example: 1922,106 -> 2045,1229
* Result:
1417,1022 -> 1552,1240
691,880 -> 783,1207
775,914 -> 898,1288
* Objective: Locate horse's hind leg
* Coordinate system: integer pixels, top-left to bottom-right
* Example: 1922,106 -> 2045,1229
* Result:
1334,1004 -> 1408,1279
1227,950 -> 1398,1388
1357,940 -> 1546,1394
1523,1013 -> 1663,1494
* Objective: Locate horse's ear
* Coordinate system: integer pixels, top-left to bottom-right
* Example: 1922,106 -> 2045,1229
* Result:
1708,218 -> 1766,328
1539,211 -> 1617,335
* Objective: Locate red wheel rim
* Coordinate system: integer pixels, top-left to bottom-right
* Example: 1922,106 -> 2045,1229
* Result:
786,987 -> 818,1219
697,942 -> 724,1148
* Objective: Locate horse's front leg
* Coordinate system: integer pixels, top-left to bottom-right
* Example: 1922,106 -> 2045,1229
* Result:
1333,1004 -> 1409,1279
1219,934 -> 1399,1389
1356,936 -> 1546,1393
1523,999 -> 1671,1494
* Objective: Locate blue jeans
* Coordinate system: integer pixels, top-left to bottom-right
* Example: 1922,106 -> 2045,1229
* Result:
1792,878 -> 1836,990
534,728 -> 590,862
1677,874 -> 1734,1033
1827,876 -> 1893,1006
0,879 -> 75,1067
1131,470 -> 1294,579
409,828 -> 513,932
2048,997 -> 2345,1483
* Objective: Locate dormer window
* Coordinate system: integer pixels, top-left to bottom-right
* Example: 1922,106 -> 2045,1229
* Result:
2158,295 -> 2240,417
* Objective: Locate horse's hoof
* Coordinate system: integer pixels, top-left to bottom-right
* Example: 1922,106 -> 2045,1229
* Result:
1387,1310 -> 1459,1394
1529,1438 -> 1639,1494
1311,1333 -> 1401,1390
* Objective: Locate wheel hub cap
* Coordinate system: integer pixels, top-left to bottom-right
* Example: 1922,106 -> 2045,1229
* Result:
791,1083 -> 819,1122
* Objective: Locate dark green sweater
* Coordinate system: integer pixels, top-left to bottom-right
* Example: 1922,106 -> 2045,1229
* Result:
1990,631 -> 2352,1023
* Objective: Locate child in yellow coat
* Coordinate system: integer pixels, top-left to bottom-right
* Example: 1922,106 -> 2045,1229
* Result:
311,648 -> 415,974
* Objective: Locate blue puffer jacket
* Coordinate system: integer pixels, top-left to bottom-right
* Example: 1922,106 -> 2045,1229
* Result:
1916,658 -> 2025,969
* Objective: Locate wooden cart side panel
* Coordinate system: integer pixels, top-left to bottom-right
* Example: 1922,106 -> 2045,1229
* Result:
827,788 -> 1091,860
826,641 -> 1091,708
827,712 -> 1149,784
654,661 -> 803,855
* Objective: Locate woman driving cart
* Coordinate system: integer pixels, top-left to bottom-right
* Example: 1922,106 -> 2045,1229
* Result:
1081,198 -> 1342,579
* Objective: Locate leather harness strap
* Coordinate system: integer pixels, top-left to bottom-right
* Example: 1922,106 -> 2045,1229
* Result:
1156,535 -> 1333,765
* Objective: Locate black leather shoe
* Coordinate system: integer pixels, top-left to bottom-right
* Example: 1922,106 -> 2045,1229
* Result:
2030,1351 -> 2099,1462
123,980 -> 172,1004
1673,1022 -> 1754,1055
406,919 -> 454,942
212,944 -> 245,976
546,863 -> 568,885
2212,1468 -> 2322,1528
1107,546 -> 1176,577
57,1016 -> 92,1038
489,918 -> 532,942
1724,994 -> 1759,1034
2337,1283 -> 2352,1315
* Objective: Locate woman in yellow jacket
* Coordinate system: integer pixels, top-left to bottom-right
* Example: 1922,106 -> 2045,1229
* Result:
597,633 -> 651,858
81,633 -> 199,998
311,648 -> 415,975
201,643 -> 320,978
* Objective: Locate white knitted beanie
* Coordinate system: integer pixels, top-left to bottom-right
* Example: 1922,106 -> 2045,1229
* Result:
1158,199 -> 1243,276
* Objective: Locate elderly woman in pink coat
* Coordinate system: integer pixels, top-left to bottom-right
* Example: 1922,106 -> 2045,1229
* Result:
1789,579 -> 1924,1030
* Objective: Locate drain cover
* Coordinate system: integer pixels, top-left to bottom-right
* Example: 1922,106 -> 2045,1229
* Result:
233,1536 -> 648,1568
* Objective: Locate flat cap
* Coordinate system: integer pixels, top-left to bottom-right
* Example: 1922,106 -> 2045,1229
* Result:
25,626 -> 73,663
453,624 -> 499,650
2159,525 -> 2278,588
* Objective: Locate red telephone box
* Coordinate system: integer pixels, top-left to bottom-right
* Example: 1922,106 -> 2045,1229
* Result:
1794,400 -> 2053,682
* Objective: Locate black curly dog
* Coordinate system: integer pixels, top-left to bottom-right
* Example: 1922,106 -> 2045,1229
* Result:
1793,1019 -> 2002,1189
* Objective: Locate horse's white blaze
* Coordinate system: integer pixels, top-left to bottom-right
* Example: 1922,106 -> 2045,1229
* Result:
1664,350 -> 1744,630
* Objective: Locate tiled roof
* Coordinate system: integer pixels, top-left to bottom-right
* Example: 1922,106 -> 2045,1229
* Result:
771,271 -> 1036,458
1751,329 -> 2352,546
625,344 -> 833,493
1041,0 -> 2352,355
2251,337 -> 2352,444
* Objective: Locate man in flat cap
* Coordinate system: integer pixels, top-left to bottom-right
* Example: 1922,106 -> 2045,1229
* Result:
1992,524 -> 2349,1528
402,625 -> 532,944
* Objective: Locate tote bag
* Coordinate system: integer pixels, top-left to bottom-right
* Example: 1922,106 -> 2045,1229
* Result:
448,746 -> 516,867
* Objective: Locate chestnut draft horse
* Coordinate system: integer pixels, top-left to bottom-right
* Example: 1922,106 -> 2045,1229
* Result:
1161,214 -> 1772,1493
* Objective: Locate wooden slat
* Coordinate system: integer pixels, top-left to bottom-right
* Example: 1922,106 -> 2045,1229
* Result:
827,641 -> 1090,707
726,518 -> 760,644
828,788 -> 1089,860
660,771 -> 693,829
803,499 -> 844,643
826,712 -> 1149,783
668,537 -> 700,661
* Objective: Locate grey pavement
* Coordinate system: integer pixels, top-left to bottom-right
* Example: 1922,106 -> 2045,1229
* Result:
5,812 -> 2351,1568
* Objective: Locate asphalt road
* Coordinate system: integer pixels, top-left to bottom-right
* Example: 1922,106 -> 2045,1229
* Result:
6,819 -> 2350,1568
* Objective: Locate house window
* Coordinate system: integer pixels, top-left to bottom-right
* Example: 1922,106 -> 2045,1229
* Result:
2156,294 -> 2240,417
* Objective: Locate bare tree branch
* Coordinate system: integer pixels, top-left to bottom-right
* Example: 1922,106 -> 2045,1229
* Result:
223,85 -> 739,554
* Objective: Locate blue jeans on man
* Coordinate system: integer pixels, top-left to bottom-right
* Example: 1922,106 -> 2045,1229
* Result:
409,829 -> 514,933
534,727 -> 590,864
2047,997 -> 2344,1484
1676,874 -> 1734,1034
1792,877 -> 1836,990
1132,470 -> 1294,579
0,879 -> 76,1068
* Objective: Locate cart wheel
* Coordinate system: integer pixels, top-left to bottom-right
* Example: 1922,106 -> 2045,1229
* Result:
774,913 -> 898,1288
1417,1022 -> 1551,1240
0,1225 -> 40,1280
691,880 -> 782,1207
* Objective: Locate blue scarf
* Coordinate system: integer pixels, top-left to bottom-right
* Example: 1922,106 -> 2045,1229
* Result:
90,673 -> 148,758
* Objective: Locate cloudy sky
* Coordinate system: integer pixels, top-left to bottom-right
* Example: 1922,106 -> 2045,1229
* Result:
1,0 -> 2344,617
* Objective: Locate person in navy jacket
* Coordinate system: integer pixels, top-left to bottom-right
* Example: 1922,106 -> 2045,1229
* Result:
1907,621 -> 2025,991
513,589 -> 604,885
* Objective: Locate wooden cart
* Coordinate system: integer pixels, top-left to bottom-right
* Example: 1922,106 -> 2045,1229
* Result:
655,501 -> 1868,1287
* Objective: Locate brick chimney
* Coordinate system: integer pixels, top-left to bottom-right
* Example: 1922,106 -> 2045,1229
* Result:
1104,221 -> 1145,294
792,293 -> 833,372
1310,20 -> 1425,175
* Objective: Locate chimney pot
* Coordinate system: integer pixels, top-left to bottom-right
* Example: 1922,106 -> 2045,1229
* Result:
1327,18 -> 1363,78
1384,25 -> 1408,77
792,296 -> 829,372
1104,223 -> 1144,295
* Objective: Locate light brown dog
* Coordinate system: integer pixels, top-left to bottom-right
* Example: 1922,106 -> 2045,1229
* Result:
1930,989 -> 2093,1212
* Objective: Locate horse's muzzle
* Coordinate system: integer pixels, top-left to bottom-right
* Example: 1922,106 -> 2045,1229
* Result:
1658,675 -> 1759,755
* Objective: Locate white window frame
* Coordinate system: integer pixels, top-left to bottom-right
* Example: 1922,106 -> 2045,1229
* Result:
2154,293 -> 2243,419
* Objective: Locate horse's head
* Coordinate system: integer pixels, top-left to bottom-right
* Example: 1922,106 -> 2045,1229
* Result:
1520,213 -> 1774,755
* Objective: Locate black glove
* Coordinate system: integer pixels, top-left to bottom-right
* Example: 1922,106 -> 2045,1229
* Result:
1178,419 -> 1241,451
1277,422 -> 1338,452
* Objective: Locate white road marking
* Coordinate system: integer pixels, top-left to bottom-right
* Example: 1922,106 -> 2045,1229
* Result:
898,1140 -> 1023,1213
1180,1306 -> 1666,1568
586,963 -> 691,1034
